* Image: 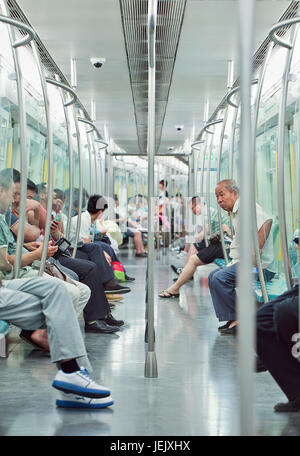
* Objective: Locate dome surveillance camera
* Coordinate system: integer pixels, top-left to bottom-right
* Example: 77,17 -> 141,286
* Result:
90,57 -> 106,68
175,125 -> 184,131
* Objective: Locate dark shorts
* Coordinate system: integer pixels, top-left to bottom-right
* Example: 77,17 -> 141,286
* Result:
194,239 -> 224,264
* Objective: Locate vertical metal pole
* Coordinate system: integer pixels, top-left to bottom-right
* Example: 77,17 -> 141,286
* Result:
70,58 -> 77,89
216,107 -> 229,264
200,137 -> 209,247
277,26 -> 298,290
71,107 -> 83,258
92,132 -> 99,193
206,133 -> 213,237
145,0 -> 158,378
87,133 -> 94,195
1,0 -> 28,278
30,41 -> 54,276
251,42 -> 274,303
59,76 -> 74,241
237,0 -> 255,436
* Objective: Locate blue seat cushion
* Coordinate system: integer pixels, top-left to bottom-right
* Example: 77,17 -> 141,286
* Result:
0,320 -> 9,336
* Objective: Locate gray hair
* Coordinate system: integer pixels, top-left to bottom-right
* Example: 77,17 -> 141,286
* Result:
217,179 -> 239,194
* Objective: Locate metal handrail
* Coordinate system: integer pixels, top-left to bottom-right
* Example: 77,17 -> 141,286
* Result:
77,117 -> 96,134
46,78 -> 78,107
191,140 -> 205,151
0,14 -> 36,47
204,118 -> 224,134
269,17 -> 300,49
226,79 -> 258,108
95,139 -> 109,149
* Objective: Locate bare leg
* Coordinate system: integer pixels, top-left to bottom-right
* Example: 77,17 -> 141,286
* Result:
133,231 -> 145,254
30,329 -> 50,351
166,254 -> 204,294
185,243 -> 198,265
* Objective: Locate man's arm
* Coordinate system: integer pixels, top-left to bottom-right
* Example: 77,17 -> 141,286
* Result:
258,218 -> 272,253
26,199 -> 47,230
10,220 -> 41,243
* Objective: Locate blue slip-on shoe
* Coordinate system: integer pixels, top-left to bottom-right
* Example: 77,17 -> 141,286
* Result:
56,392 -> 114,409
52,368 -> 111,398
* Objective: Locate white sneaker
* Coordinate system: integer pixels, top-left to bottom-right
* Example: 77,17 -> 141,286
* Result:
176,251 -> 187,260
52,368 -> 111,398
56,392 -> 114,409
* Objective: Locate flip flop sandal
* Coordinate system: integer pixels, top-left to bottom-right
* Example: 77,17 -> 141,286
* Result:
19,330 -> 50,352
158,290 -> 180,298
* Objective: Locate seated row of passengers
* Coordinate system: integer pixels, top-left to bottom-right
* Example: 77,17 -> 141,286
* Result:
160,178 -> 300,413
0,168 -> 139,409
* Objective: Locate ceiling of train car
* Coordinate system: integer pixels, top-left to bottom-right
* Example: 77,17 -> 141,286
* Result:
15,0 -> 293,158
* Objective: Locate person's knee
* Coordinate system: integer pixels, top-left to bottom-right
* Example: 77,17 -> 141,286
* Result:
190,254 -> 200,268
274,302 -> 297,337
208,269 -> 218,286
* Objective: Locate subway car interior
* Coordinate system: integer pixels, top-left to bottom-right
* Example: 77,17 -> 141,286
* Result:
1,0 -> 300,438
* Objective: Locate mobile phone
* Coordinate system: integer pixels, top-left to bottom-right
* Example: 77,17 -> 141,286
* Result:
53,213 -> 62,223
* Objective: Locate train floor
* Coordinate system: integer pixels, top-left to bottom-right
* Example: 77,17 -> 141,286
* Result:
1,248 -> 300,436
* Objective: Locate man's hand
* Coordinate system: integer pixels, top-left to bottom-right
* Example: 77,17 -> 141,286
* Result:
35,242 -> 58,259
23,241 -> 42,252
104,250 -> 112,266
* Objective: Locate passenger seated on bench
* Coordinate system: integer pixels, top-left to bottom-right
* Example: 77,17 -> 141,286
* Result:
0,168 -> 91,323
114,195 -> 147,257
11,170 -> 45,240
0,276 -> 113,409
69,194 -> 133,286
158,195 -> 230,298
12,180 -> 123,334
208,179 -> 274,334
23,183 -> 130,295
256,235 -> 300,412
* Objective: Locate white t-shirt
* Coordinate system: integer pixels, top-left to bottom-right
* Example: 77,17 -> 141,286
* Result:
229,198 -> 273,269
70,210 -> 92,242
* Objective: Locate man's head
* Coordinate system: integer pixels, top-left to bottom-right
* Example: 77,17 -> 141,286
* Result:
53,188 -> 66,213
215,179 -> 239,213
27,179 -> 37,200
114,194 -> 119,207
0,168 -> 13,213
87,194 -> 108,216
36,183 -> 48,206
12,172 -> 39,210
190,196 -> 201,215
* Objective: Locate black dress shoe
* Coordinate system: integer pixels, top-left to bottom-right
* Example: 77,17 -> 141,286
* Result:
105,312 -> 124,327
218,321 -> 233,332
274,396 -> 300,412
124,274 -> 135,282
135,252 -> 147,257
255,356 -> 267,373
219,325 -> 237,335
85,320 -> 120,333
104,279 -> 131,295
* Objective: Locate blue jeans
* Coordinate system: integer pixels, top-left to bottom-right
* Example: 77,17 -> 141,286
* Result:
208,263 -> 238,322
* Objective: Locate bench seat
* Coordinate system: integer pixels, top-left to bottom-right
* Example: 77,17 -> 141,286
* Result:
213,259 -> 287,303
254,278 -> 287,303
0,320 -> 10,358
